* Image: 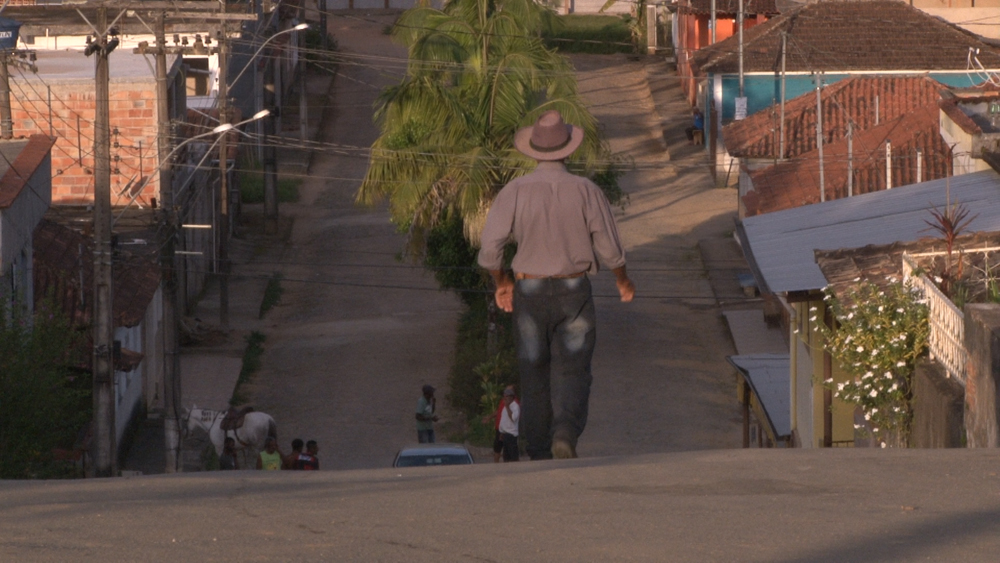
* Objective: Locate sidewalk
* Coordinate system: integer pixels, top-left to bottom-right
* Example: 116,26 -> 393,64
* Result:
643,56 -> 786,357
121,62 -> 338,475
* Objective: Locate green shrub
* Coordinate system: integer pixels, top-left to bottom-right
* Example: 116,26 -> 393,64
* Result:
0,300 -> 90,479
543,14 -> 635,54
259,273 -> 285,319
239,166 -> 301,204
231,331 -> 266,406
446,299 -> 519,425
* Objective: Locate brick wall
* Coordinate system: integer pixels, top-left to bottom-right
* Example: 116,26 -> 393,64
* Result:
9,78 -> 161,204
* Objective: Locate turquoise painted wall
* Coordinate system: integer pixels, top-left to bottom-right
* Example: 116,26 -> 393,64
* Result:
712,73 -> 988,122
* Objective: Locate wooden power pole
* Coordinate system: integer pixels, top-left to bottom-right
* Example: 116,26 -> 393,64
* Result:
152,14 -> 182,473
218,30 -> 230,329
89,6 -> 118,478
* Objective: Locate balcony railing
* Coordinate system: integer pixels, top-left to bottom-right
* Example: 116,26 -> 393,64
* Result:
902,253 -> 966,385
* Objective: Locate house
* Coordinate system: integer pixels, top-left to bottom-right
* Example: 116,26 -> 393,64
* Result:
722,75 -> 949,167
6,49 -> 185,204
737,169 -> 1000,447
674,0 -> 779,106
0,135 -> 54,311
939,88 -> 1000,175
740,103 -> 954,217
33,215 -> 163,449
688,0 -> 1000,183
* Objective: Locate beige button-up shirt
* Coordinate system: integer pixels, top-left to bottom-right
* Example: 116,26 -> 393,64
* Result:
478,161 -> 626,276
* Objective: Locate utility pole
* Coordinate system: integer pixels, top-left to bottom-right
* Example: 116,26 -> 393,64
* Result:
815,72 -> 825,202
263,39 -> 279,234
847,122 -> 853,197
735,0 -> 745,121
319,0 -> 328,50
0,53 -> 11,139
132,5 -> 250,472
151,14 -> 182,473
0,44 -> 36,140
89,6 -> 118,478
710,0 -> 716,44
779,32 -> 786,160
885,140 -> 892,189
218,28 -> 230,329
298,5 -> 307,142
738,0 -> 744,97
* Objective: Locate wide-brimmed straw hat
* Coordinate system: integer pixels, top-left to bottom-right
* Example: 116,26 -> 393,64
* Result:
513,110 -> 584,161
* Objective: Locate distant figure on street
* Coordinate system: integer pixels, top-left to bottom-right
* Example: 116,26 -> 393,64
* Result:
219,437 -> 238,470
284,438 -> 304,470
684,108 -> 705,144
416,384 -> 440,443
685,107 -> 704,144
296,440 -> 320,470
498,387 -> 521,462
483,385 -> 518,463
257,436 -> 283,470
478,110 -> 635,460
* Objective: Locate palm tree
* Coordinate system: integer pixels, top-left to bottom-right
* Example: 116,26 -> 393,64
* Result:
357,0 -> 611,252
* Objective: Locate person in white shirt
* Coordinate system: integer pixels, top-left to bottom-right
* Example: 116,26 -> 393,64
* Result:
498,387 -> 521,462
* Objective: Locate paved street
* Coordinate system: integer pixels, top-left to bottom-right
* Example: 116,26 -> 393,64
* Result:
5,449 -> 1000,561
225,11 -> 744,470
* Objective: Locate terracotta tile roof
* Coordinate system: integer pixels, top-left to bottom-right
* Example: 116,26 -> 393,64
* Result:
691,0 -> 1000,75
743,104 -> 952,216
33,218 -> 160,330
815,231 -> 1000,301
0,135 -> 56,209
683,0 -> 779,15
723,76 -> 946,160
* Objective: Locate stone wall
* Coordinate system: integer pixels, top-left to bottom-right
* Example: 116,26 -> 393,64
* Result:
911,358 -> 964,448
963,304 -> 1000,447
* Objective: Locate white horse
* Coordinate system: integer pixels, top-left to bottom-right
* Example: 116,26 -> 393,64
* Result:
183,406 -> 277,462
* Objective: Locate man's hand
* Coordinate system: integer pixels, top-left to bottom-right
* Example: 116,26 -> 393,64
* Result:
613,266 -> 635,303
490,270 -> 514,313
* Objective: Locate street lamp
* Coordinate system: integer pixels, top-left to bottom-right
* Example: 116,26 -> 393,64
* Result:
113,109 -> 270,225
229,23 -> 309,91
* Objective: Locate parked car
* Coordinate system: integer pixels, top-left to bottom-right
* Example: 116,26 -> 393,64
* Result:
393,443 -> 475,467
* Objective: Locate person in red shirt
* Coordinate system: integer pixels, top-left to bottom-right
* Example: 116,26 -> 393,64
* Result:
484,386 -> 519,463
295,440 -> 319,470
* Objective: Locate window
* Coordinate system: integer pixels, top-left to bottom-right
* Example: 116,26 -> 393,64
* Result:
184,57 -> 210,96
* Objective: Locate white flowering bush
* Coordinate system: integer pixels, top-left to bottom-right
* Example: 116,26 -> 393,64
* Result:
815,281 -> 930,448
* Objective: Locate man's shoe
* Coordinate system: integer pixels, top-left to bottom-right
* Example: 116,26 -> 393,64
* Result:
551,439 -> 577,459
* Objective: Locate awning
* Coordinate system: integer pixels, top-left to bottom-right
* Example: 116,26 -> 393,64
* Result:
728,354 -> 791,442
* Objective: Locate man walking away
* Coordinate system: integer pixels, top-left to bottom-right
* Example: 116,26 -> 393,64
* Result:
416,384 -> 440,443
478,110 -> 635,460
499,387 -> 521,462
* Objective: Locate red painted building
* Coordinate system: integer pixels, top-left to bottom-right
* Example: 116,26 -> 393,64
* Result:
675,0 -> 778,106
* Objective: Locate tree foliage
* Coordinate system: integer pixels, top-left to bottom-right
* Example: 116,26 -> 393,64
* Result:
0,300 -> 90,478
357,0 -> 614,252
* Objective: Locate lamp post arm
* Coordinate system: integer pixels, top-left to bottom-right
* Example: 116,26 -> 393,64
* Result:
229,24 -> 308,95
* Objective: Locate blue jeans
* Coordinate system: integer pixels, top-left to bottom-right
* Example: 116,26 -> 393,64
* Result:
514,277 -> 596,460
417,429 -> 435,443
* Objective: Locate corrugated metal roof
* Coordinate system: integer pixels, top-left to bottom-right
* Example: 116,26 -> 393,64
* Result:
728,353 -> 791,439
738,170 -> 1000,294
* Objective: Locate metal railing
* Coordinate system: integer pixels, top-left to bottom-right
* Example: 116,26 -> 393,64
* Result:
902,253 -> 967,384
